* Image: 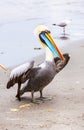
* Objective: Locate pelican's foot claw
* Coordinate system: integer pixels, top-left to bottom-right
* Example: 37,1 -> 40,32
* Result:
31,99 -> 42,104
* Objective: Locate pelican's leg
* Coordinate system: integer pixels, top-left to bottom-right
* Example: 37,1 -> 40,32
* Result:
40,90 -> 43,98
16,82 -> 21,101
31,91 -> 42,104
31,90 -> 34,103
39,90 -> 52,101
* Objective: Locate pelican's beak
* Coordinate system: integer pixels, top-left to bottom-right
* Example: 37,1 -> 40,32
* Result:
39,30 -> 65,61
0,64 -> 7,71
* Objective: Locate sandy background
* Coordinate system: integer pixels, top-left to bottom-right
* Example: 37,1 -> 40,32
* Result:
0,39 -> 84,130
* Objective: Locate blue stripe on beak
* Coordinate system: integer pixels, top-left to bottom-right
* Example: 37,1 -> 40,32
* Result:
40,33 -> 60,58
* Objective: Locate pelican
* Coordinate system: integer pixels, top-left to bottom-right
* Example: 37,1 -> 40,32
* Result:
6,25 -> 70,102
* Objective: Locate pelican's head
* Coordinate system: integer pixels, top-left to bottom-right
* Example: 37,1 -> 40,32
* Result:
35,25 -> 65,61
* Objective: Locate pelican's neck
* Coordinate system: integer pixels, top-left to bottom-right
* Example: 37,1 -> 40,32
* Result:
45,47 -> 54,62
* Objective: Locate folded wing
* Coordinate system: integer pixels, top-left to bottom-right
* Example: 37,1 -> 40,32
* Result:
7,61 -> 34,88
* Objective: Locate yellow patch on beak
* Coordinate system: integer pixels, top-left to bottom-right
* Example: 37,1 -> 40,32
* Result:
45,33 -> 65,61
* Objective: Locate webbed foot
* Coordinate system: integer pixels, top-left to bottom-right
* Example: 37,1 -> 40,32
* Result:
39,96 -> 53,101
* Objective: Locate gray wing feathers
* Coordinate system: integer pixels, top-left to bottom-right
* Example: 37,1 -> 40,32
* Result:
7,61 -> 34,88
10,61 -> 34,79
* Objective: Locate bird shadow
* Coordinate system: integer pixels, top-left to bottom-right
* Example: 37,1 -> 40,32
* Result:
54,35 -> 70,40
59,36 -> 70,40
16,95 -> 53,105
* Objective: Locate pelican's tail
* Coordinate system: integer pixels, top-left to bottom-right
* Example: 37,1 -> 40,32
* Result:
6,78 -> 15,89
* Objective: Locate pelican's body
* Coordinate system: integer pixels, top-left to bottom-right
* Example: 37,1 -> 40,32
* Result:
6,25 -> 70,102
19,53 -> 69,102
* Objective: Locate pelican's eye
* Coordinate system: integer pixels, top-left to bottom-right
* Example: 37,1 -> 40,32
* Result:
39,30 -> 51,45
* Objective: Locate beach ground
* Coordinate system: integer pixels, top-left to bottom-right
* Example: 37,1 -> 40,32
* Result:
0,39 -> 84,130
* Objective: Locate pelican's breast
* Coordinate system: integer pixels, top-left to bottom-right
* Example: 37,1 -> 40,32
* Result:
29,61 -> 56,91
38,61 -> 56,78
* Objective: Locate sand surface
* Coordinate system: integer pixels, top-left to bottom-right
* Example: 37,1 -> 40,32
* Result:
0,39 -> 84,130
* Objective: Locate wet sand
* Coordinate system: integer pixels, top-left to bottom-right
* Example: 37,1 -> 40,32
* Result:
0,0 -> 84,67
0,39 -> 84,130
